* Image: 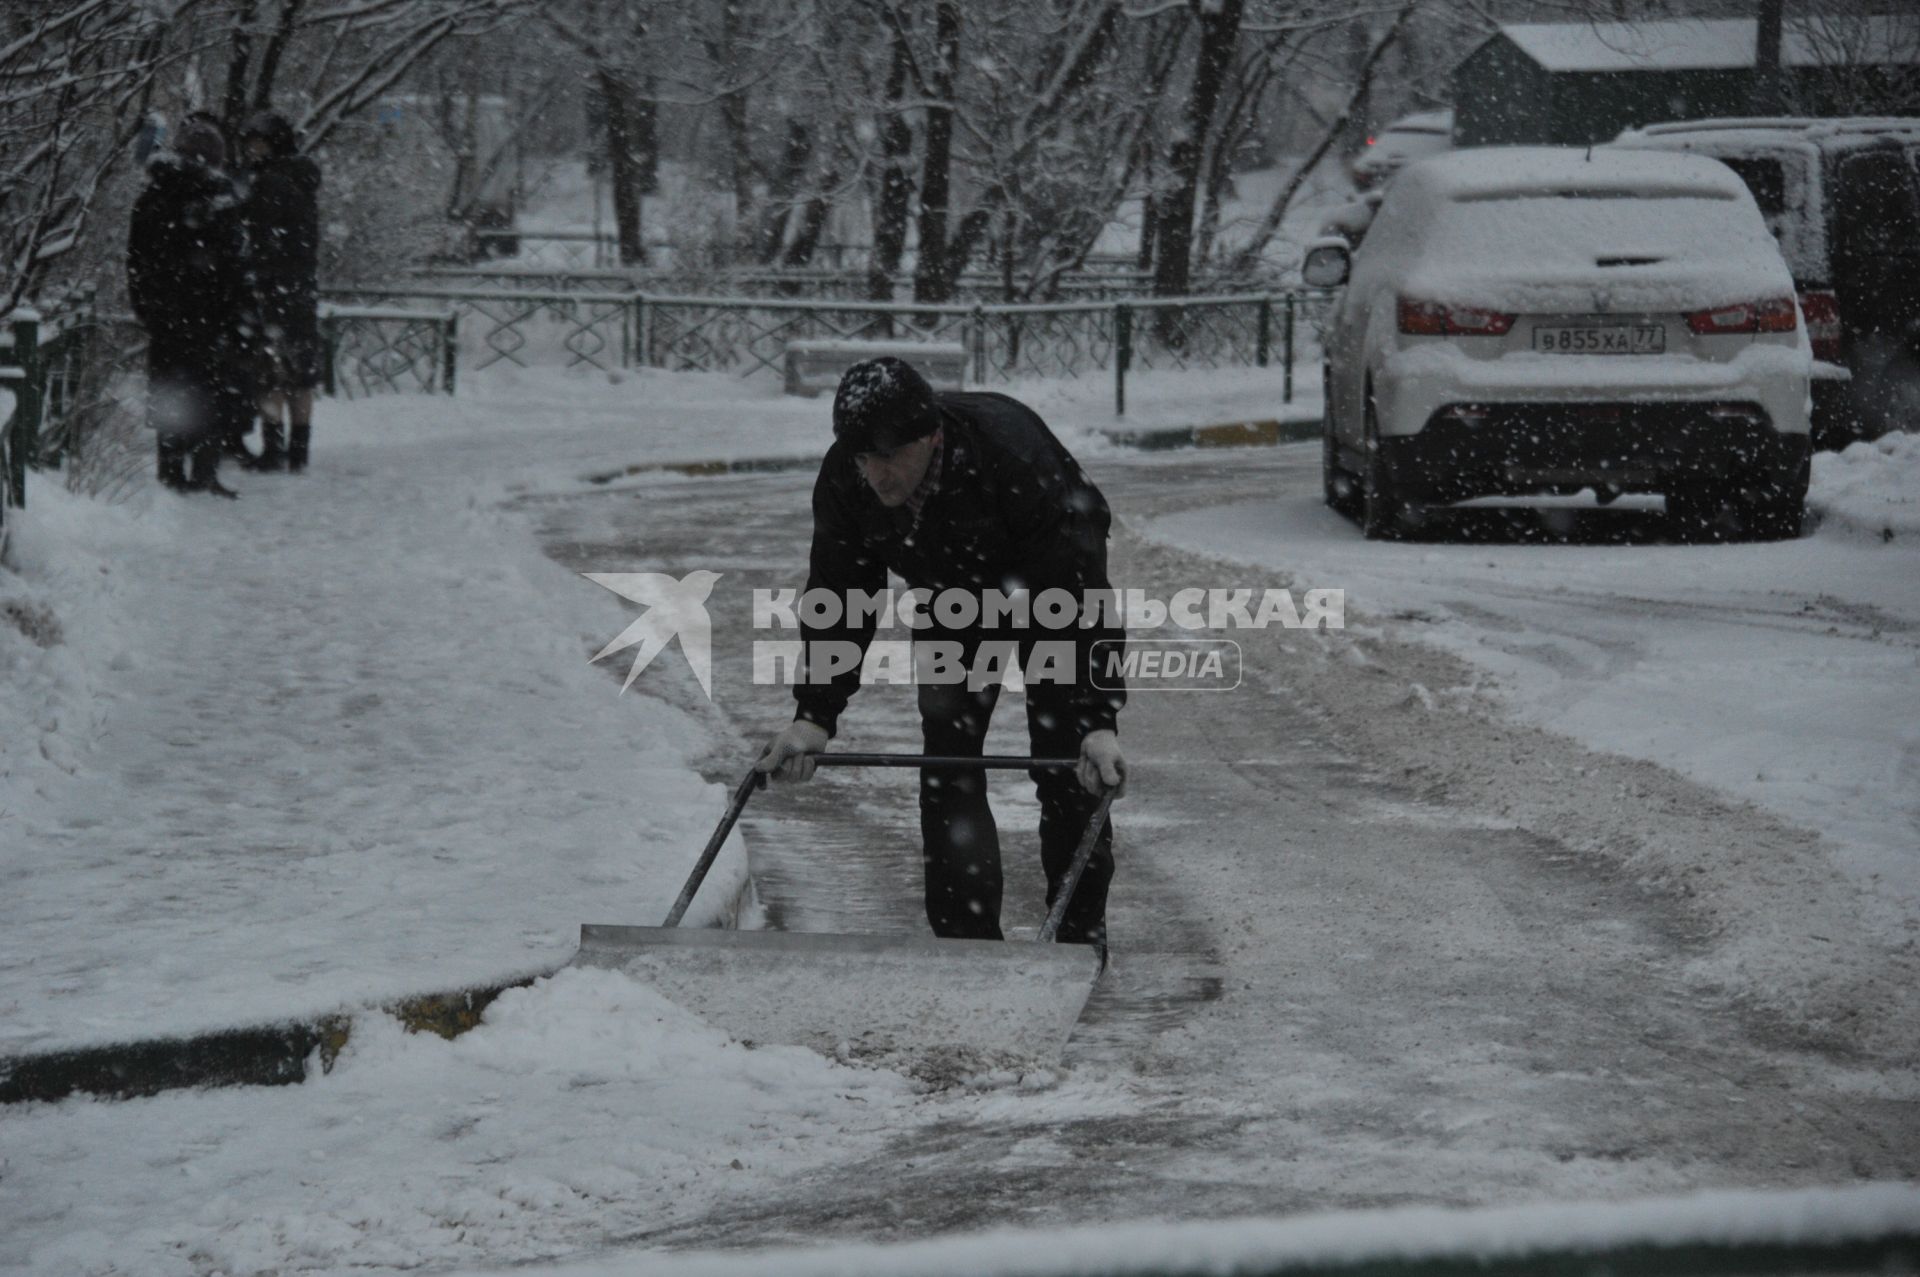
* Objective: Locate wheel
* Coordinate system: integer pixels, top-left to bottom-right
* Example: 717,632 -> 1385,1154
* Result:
1740,461 -> 1811,541
1322,367 -> 1358,513
1359,395 -> 1406,540
1322,407 -> 1360,515
1744,488 -> 1807,540
1667,482 -> 1740,543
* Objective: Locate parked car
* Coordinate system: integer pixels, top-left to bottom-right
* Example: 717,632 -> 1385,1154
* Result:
1303,146 -> 1812,540
1350,110 -> 1454,191
1610,117 -> 1920,449
1317,188 -> 1386,252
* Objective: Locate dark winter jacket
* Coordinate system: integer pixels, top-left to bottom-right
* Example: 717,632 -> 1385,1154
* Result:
241,153 -> 322,327
127,153 -> 252,373
795,391 -> 1127,738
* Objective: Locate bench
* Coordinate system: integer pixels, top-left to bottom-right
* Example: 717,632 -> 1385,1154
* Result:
783,339 -> 969,398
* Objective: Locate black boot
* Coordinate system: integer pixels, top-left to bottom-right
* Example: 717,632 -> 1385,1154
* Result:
157,436 -> 192,492
224,431 -> 261,469
256,417 -> 287,472
189,440 -> 238,499
287,423 -> 310,473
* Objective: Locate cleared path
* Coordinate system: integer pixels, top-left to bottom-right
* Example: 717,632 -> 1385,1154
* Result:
527,446 -> 1917,1251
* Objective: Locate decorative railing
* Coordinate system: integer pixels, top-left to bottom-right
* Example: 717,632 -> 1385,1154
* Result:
402,264 -> 1256,303
315,286 -> 1335,415
0,295 -> 459,519
1,303 -> 150,516
325,287 -> 627,375
319,304 -> 458,397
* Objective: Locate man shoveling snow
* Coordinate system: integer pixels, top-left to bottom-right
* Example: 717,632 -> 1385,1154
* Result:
756,358 -> 1128,957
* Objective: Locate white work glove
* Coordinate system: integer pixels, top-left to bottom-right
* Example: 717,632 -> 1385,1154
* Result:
755,720 -> 830,783
1076,729 -> 1126,797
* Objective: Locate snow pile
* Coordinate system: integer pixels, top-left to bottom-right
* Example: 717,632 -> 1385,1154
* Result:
0,487 -> 141,853
1810,430 -> 1920,542
1,965 -> 918,1276
480,1183 -> 1920,1277
0,433 -> 747,1058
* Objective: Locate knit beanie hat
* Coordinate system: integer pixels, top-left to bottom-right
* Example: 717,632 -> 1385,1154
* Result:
831,357 -> 942,452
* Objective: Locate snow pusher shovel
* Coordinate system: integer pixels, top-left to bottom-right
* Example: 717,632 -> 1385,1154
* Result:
574,754 -> 1114,1062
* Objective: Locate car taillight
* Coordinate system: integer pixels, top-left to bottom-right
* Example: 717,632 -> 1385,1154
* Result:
1684,297 -> 1798,336
1397,297 -> 1515,336
1798,290 -> 1842,361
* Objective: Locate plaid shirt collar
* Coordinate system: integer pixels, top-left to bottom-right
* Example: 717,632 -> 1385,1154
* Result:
903,427 -> 945,521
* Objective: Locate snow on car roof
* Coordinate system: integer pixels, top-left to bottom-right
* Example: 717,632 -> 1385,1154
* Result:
1383,147 -> 1790,310
1398,146 -> 1749,204
1498,17 -> 1919,72
1633,116 -> 1920,137
1380,110 -> 1454,135
1619,117 -> 1920,155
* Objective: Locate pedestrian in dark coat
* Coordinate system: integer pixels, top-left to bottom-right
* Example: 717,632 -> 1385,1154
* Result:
127,115 -> 254,497
239,110 -> 322,472
756,358 -> 1129,956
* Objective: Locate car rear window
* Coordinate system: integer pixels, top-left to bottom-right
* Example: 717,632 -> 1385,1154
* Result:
1718,157 -> 1787,215
1431,194 -> 1774,268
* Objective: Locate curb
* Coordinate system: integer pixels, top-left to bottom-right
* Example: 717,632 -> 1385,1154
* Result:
581,416 -> 1327,487
0,976 -> 553,1105
586,454 -> 819,485
1097,416 -> 1323,451
3,868 -> 762,1106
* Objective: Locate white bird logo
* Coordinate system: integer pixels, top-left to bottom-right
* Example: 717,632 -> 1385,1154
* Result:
583,570 -> 723,698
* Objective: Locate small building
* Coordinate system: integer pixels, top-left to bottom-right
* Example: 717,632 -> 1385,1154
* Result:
1453,16 -> 1919,147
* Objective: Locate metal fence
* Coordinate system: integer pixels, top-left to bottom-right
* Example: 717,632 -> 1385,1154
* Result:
319,304 -> 459,398
317,286 -> 1335,415
0,305 -> 148,517
401,263 -> 1254,303
0,299 -> 458,519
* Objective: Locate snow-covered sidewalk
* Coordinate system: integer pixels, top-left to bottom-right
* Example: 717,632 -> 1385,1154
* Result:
1,362 -> 1305,1057
0,364 -> 1308,1276
0,380 -> 768,1058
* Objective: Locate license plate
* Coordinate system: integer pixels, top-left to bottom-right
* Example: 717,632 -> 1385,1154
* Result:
1532,324 -> 1665,355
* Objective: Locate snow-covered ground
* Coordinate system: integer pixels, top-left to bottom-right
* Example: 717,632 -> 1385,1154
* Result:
0,366 -> 1307,1061
0,364 -> 1299,1273
1143,435 -> 1920,929
4,365 -> 1914,1275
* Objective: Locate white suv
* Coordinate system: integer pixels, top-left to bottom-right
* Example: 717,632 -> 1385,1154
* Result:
1304,147 -> 1813,540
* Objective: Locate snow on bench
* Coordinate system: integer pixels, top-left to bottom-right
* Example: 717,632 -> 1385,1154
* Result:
783,338 -> 968,398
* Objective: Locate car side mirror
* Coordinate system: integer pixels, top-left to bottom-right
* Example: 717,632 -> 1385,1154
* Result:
1302,237 -> 1351,288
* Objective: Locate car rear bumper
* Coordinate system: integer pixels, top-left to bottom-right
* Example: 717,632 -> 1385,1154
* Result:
1367,345 -> 1811,497
1375,347 -> 1811,442
1375,402 -> 1811,501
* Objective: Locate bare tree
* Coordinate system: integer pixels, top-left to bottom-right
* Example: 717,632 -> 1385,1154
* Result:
0,3 -> 189,315
1150,0 -> 1245,300
1229,4 -> 1417,272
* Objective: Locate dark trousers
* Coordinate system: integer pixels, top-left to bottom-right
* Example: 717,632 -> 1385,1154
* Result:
915,637 -> 1114,947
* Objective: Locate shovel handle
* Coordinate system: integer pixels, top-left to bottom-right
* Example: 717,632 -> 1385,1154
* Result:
1039,789 -> 1116,944
664,754 -> 1085,928
814,753 -> 1076,770
662,765 -> 763,928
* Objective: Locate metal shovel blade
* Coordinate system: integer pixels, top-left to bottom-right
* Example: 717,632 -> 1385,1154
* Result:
574,924 -> 1101,1063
